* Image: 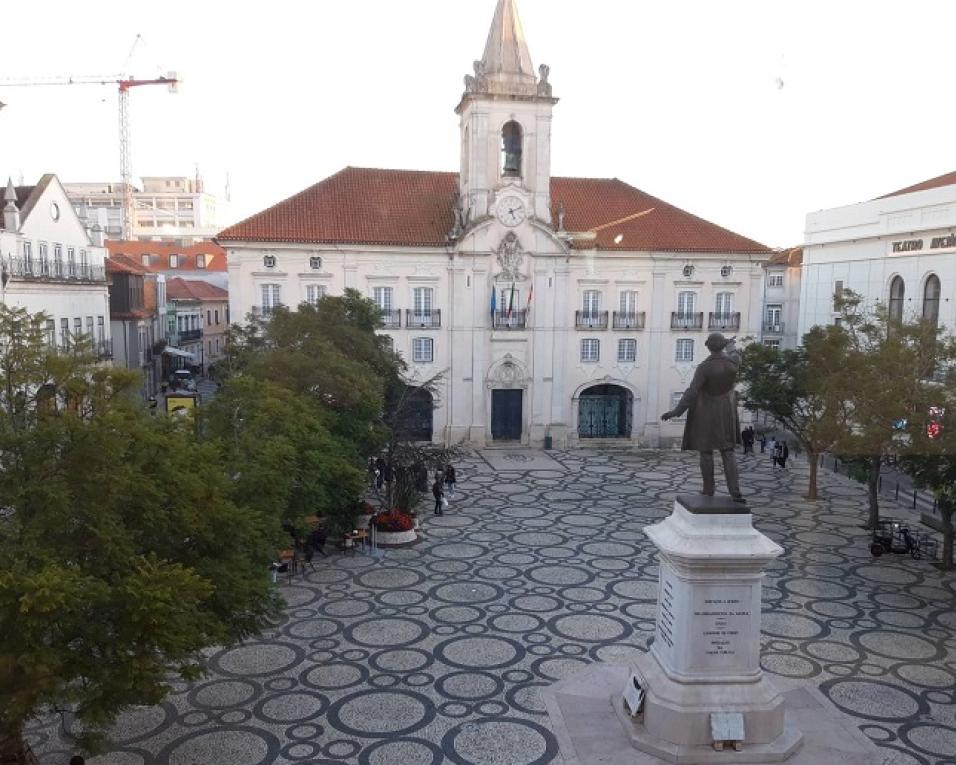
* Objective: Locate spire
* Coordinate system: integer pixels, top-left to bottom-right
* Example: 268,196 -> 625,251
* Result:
3,177 -> 20,231
481,0 -> 535,82
3,178 -> 16,207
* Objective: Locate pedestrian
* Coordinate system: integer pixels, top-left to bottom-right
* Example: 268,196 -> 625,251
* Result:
742,426 -> 754,454
367,456 -> 377,485
772,441 -> 782,470
432,476 -> 445,516
759,434 -> 767,453
375,456 -> 386,490
779,442 -> 790,469
444,464 -> 457,497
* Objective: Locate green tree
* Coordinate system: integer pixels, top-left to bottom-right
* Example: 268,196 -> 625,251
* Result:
0,307 -> 279,760
739,326 -> 853,499
204,377 -> 366,537
832,292 -> 952,528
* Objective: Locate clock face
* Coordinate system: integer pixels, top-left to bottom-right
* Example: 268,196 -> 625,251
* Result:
497,196 -> 526,227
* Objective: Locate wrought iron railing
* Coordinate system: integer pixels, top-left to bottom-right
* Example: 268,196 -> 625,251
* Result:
4,256 -> 105,282
708,312 -> 741,331
671,312 -> 704,330
612,311 -> 646,330
575,311 -> 609,329
380,309 -> 401,328
179,329 -> 202,342
405,309 -> 441,328
762,321 -> 784,334
493,310 -> 527,329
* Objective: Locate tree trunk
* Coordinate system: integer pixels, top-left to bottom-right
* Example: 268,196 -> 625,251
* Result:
941,510 -> 954,571
865,455 -> 881,529
804,451 -> 819,499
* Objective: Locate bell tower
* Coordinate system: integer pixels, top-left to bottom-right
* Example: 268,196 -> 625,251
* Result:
456,0 -> 558,226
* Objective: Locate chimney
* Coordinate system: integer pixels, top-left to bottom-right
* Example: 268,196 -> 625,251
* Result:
3,178 -> 20,231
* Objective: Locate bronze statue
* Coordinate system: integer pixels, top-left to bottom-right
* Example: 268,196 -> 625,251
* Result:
661,332 -> 745,502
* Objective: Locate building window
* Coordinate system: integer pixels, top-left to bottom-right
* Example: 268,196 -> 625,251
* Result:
923,274 -> 941,327
374,286 -> 393,311
767,273 -> 784,288
214,309 -> 220,325
309,256 -> 322,270
169,254 -> 179,268
305,284 -> 326,305
196,254 -> 207,269
682,264 -> 695,279
677,290 -> 696,315
73,318 -> 82,341
53,245 -> 63,276
412,337 -> 434,363
85,316 -> 94,339
670,392 -> 687,420
263,254 -> 276,269
764,339 -> 781,349
766,304 -> 782,330
833,279 -> 844,311
22,241 -> 33,268
261,284 -> 281,315
715,291 -> 734,316
45,319 -> 56,348
60,318 -> 70,348
675,338 -> 694,362
215,337 -> 220,353
582,290 -> 601,315
617,338 -> 637,363
720,265 -> 733,278
888,276 -> 905,323
412,287 -> 434,318
580,338 -> 600,363
96,316 -> 105,342
619,290 -> 638,315
501,120 -> 522,176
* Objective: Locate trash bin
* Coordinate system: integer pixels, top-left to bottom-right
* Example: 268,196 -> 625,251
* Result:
544,435 -> 553,450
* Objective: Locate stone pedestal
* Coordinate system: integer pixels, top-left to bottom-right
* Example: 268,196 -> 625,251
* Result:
630,494 -> 802,762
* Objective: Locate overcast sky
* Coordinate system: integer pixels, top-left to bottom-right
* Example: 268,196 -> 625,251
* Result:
3,0 -> 954,248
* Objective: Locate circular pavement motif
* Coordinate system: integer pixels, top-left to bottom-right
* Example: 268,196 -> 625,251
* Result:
435,636 -> 523,670
189,679 -> 260,710
157,727 -> 278,765
822,679 -> 927,722
346,617 -> 427,647
211,642 -> 304,678
442,718 -> 559,765
436,671 -> 503,701
549,614 -> 629,642
327,689 -> 435,738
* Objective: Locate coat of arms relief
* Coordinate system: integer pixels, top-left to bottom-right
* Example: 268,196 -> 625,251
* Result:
495,232 -> 527,281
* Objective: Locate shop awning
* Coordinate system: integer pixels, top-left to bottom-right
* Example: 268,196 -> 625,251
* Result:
162,346 -> 196,360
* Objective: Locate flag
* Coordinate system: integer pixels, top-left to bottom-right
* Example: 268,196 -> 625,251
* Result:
526,280 -> 533,312
490,286 -> 497,318
507,282 -> 516,319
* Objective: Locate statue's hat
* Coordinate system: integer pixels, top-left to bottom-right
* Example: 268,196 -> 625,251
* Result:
705,332 -> 729,351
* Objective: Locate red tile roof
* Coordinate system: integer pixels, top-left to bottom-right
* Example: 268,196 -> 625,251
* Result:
106,240 -> 227,271
877,171 -> 956,199
166,277 -> 229,302
216,167 -> 770,254
767,247 -> 803,267
106,254 -> 150,275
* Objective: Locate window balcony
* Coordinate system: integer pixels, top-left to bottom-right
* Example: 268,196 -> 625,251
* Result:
179,328 -> 202,342
380,309 -> 402,329
612,311 -> 646,330
405,309 -> 441,329
708,312 -> 741,331
762,321 -> 784,334
6,256 -> 106,283
493,310 -> 527,330
671,312 -> 704,330
575,311 -> 608,330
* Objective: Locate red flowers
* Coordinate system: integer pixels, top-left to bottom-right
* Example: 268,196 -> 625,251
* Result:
373,510 -> 414,532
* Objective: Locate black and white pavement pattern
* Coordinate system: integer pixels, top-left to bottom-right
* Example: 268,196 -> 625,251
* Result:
29,448 -> 956,765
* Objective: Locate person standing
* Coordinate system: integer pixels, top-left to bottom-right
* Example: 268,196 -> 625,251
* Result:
432,476 -> 445,516
759,434 -> 767,454
779,442 -> 790,469
375,456 -> 386,490
444,464 -> 457,498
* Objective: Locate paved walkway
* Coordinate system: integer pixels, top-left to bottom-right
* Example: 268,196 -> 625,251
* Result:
30,449 -> 956,765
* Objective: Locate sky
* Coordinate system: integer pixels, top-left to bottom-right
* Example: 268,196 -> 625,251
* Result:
2,0 -> 955,249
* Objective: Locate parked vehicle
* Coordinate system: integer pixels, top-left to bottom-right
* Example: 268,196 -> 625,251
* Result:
869,518 -> 936,560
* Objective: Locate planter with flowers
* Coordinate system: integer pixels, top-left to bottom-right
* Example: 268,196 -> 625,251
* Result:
371,509 -> 418,546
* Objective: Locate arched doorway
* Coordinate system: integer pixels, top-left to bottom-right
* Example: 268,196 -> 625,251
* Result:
577,384 -> 632,439
398,386 -> 434,442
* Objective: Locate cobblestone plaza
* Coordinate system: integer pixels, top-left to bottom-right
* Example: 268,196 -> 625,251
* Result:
31,449 -> 956,765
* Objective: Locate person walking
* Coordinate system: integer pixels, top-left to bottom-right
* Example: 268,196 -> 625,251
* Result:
759,434 -> 767,454
432,476 -> 445,516
778,442 -> 790,469
375,456 -> 386,490
444,464 -> 457,498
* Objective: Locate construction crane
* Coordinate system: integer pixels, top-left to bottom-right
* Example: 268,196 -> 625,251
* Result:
0,70 -> 179,239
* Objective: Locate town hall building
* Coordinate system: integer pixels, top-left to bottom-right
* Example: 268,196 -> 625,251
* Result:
218,0 -> 772,448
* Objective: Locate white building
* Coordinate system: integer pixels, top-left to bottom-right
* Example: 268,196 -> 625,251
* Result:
2,175 -> 111,358
760,247 -> 802,350
219,0 -> 771,448
801,171 -> 956,338
65,176 -> 226,244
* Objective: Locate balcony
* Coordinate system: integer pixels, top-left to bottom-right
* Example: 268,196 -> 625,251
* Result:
493,310 -> 527,330
180,329 -> 202,342
708,312 -> 741,331
575,311 -> 609,330
612,311 -> 646,330
671,312 -> 704,330
405,309 -> 441,329
762,321 -> 785,334
6,256 -> 106,283
380,309 -> 401,329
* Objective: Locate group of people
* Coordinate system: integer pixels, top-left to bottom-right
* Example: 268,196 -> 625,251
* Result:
741,426 -> 791,468
367,455 -> 458,517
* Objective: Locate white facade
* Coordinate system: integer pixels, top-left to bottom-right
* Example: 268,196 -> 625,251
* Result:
801,179 -> 956,336
2,175 -> 111,357
221,0 -> 769,448
760,248 -> 802,350
65,176 -> 226,244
